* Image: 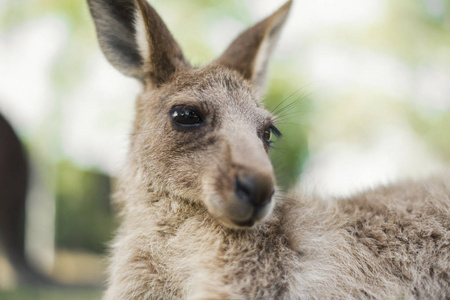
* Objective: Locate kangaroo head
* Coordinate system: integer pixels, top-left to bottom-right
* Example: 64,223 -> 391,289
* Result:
88,0 -> 292,229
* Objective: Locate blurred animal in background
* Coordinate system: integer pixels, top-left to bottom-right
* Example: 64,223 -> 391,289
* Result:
0,113 -> 53,286
0,113 -> 105,290
88,0 -> 450,299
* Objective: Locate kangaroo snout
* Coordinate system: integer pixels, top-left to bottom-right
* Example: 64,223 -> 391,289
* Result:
232,171 -> 275,227
204,132 -> 276,229
235,171 -> 274,210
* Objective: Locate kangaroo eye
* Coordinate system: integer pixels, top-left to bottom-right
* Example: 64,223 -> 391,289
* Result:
263,125 -> 282,146
263,129 -> 271,142
170,107 -> 203,127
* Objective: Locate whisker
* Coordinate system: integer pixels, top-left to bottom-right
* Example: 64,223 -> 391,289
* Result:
272,90 -> 312,117
269,88 -> 303,114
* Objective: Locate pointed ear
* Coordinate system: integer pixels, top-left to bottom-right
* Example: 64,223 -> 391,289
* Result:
216,0 -> 292,95
88,0 -> 190,86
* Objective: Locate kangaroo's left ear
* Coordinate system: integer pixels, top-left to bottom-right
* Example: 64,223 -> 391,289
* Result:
216,0 -> 292,96
88,0 -> 190,87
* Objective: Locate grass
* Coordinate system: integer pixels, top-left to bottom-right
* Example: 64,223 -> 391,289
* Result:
0,288 -> 102,300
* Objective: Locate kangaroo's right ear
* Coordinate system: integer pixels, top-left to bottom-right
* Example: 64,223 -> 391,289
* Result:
88,0 -> 190,86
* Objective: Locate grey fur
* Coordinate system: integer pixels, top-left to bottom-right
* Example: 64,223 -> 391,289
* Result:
87,0 -> 450,299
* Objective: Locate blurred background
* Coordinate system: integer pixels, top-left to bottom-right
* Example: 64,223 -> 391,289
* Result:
0,0 -> 449,298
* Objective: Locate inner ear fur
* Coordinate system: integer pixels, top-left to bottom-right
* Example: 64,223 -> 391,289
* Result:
216,0 -> 292,95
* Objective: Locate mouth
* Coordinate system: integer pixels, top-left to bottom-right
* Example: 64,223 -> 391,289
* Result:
232,219 -> 255,228
210,195 -> 274,229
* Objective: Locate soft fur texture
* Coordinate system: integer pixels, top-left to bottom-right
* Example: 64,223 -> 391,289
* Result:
87,0 -> 450,299
106,175 -> 449,299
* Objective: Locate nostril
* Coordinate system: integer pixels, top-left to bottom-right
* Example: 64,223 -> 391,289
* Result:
235,175 -> 254,203
234,174 -> 274,207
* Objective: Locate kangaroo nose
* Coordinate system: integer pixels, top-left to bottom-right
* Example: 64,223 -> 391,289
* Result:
235,172 -> 274,208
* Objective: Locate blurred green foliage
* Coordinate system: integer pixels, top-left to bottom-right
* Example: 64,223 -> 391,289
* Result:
265,67 -> 311,190
409,110 -> 450,161
56,161 -> 115,253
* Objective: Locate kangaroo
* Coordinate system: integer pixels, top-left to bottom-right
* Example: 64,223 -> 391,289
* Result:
0,113 -> 56,286
88,0 -> 450,299
0,113 -> 100,288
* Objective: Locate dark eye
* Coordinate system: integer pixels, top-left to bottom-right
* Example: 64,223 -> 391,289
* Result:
263,125 -> 282,146
263,129 -> 271,142
170,107 -> 203,127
